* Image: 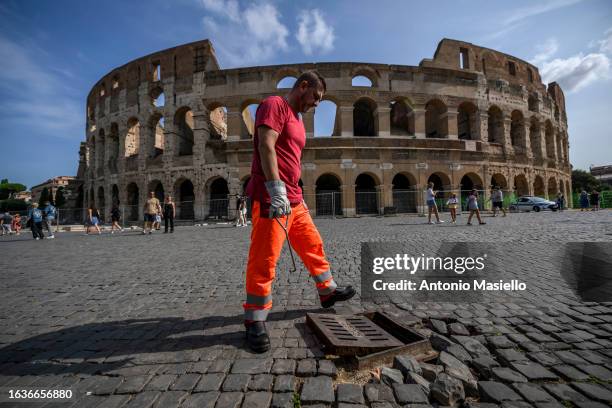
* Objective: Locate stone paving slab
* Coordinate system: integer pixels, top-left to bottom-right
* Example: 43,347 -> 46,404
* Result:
0,211 -> 611,407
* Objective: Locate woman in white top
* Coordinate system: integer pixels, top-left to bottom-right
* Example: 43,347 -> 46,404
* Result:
466,189 -> 486,225
426,182 -> 443,224
446,193 -> 458,223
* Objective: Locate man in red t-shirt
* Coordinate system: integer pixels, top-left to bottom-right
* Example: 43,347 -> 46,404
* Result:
244,71 -> 355,352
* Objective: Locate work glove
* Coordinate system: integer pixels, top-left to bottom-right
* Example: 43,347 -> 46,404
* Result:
265,180 -> 291,218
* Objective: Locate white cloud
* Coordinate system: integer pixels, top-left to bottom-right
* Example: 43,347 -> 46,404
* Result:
296,9 -> 335,55
531,29 -> 612,93
200,1 -> 290,66
540,53 -> 610,92
531,38 -> 559,66
0,35 -> 82,138
503,0 -> 584,26
201,0 -> 240,22
598,27 -> 612,54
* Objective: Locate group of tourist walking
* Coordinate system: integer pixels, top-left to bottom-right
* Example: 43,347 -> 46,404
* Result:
427,182 -> 487,225
578,189 -> 603,211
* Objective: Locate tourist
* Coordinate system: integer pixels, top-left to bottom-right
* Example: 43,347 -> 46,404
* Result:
143,191 -> 161,234
0,212 -> 12,235
153,211 -> 162,231
27,203 -> 45,240
591,190 -> 600,211
163,195 -> 176,233
466,189 -> 486,225
556,192 -> 565,211
242,70 -> 355,353
236,195 -> 247,227
42,201 -> 56,239
110,204 -> 122,234
426,182 -> 443,224
446,193 -> 458,224
489,186 -> 507,217
579,190 -> 589,211
86,206 -> 102,235
12,213 -> 22,235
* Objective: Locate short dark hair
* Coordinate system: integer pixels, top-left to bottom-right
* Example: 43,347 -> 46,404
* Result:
293,70 -> 326,92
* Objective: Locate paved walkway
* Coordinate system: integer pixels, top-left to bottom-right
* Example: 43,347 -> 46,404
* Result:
0,210 -> 611,407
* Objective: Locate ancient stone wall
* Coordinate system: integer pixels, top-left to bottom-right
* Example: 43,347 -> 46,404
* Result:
80,38 -> 572,220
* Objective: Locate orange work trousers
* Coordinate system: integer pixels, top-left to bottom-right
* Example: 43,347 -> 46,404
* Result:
243,201 -> 337,321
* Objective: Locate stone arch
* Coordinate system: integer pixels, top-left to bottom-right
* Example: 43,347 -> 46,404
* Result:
111,184 -> 119,206
109,123 -> 120,163
544,120 -> 554,158
96,129 -> 105,172
534,175 -> 545,197
315,173 -> 342,216
148,180 -> 165,202
97,186 -> 105,215
353,97 -> 377,136
457,102 -> 478,140
241,99 -> 260,139
529,117 -> 541,160
490,173 -> 508,190
392,172 -> 417,213
510,110 -> 525,147
276,76 -> 297,89
350,66 -> 379,87
126,182 -> 139,221
207,102 -> 227,140
460,172 -> 483,190
528,94 -> 538,112
174,107 -> 194,156
514,174 -> 529,196
548,177 -> 558,198
427,172 -> 452,202
487,105 -> 504,143
207,176 -> 230,218
351,75 -> 373,87
390,97 -> 414,136
150,86 -> 165,107
89,186 -> 95,208
148,113 -> 165,158
273,68 -> 301,86
355,173 -> 379,215
425,99 -> 447,138
175,178 -> 195,219
125,117 -> 140,157
315,99 -> 339,137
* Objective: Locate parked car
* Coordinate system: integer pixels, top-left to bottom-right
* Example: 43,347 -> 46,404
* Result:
509,196 -> 559,212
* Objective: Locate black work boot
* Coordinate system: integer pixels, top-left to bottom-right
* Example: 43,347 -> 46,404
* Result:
245,321 -> 271,353
320,286 -> 356,308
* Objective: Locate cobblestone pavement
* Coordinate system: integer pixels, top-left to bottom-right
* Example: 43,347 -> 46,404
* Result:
0,210 -> 611,407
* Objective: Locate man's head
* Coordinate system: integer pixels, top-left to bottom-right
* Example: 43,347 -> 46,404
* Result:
289,70 -> 326,113
149,191 -> 154,198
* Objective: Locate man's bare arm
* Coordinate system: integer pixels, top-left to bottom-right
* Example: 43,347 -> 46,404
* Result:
258,125 -> 280,181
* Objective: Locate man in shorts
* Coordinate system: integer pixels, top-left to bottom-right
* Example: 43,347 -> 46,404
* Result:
489,186 -> 506,217
143,191 -> 161,234
243,71 -> 355,353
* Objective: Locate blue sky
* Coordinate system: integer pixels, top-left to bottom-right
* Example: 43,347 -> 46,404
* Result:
1,0 -> 611,189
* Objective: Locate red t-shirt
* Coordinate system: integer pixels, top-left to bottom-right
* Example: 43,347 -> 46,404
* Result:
246,96 -> 305,204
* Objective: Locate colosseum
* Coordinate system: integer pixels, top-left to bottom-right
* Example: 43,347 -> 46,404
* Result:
77,38 -> 572,222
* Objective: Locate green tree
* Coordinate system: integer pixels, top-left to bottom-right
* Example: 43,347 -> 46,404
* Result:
0,180 -> 27,200
38,187 -> 52,206
571,169 -> 610,193
55,187 -> 66,208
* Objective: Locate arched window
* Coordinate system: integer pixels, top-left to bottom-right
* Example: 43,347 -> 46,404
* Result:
352,75 -> 373,87
353,98 -> 377,136
392,173 -> 417,213
175,108 -> 194,156
457,102 -> 477,140
315,174 -> 342,216
355,174 -> 378,214
425,99 -> 447,138
125,118 -> 140,157
209,105 -> 228,140
510,110 -> 525,148
241,103 -> 259,139
487,106 -> 503,143
276,76 -> 297,88
390,99 -> 414,136
314,100 -> 338,137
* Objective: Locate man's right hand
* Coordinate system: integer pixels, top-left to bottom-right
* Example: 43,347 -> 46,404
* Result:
265,180 -> 291,218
